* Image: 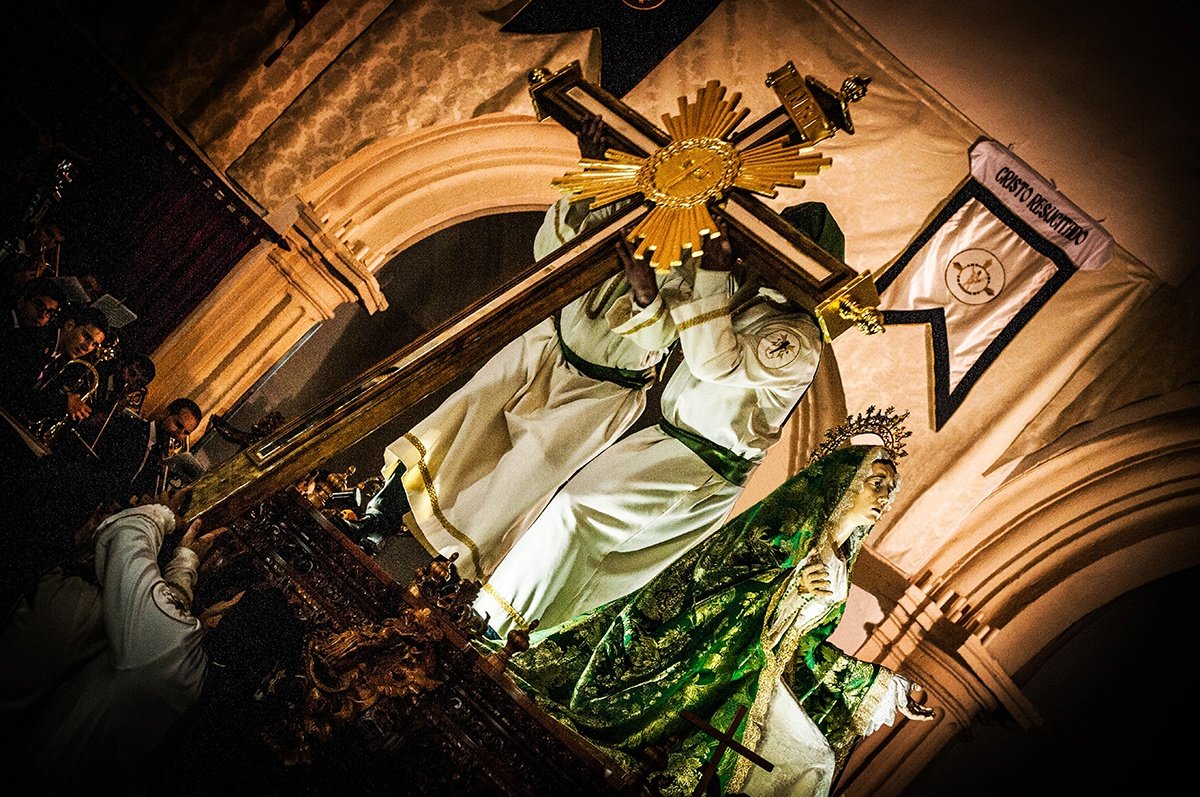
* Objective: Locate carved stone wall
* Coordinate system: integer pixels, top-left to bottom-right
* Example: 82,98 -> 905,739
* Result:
145,201 -> 380,427
148,113 -> 576,428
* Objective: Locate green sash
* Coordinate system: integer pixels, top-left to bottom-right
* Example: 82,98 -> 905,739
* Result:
553,313 -> 655,390
658,417 -> 756,486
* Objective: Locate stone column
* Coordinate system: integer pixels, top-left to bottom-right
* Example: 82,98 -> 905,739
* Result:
836,564 -> 1039,796
147,200 -> 385,431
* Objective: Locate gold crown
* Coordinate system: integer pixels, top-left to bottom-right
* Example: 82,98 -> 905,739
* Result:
808,405 -> 911,465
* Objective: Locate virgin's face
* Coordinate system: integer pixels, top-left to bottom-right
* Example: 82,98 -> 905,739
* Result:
836,460 -> 898,545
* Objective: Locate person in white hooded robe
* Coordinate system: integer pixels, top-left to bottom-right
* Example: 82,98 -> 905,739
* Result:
0,501 -> 244,792
341,116 -> 690,588
476,203 -> 845,638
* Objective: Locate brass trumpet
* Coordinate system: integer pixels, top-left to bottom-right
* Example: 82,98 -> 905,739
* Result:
28,333 -> 118,448
27,357 -> 102,446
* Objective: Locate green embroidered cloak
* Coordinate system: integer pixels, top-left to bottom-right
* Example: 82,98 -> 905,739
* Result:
481,445 -> 899,796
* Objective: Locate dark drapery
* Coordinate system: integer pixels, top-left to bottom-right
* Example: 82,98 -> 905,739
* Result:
118,144 -> 267,353
1,1 -> 274,355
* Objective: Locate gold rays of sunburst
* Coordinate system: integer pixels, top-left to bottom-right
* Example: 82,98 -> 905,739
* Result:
733,138 -> 832,195
551,81 -> 833,270
550,151 -> 643,208
661,79 -> 750,141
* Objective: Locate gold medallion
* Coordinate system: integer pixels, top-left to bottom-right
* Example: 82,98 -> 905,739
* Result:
552,80 -> 833,269
639,137 -> 740,206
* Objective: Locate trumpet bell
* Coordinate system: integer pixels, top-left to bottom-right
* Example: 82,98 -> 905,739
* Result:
27,357 -> 102,447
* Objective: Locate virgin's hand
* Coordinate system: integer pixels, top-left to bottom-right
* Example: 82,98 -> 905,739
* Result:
899,700 -> 936,721
617,236 -> 658,307
899,682 -> 936,721
798,561 -> 833,596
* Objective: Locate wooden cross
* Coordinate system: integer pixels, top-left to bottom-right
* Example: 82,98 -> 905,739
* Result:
680,706 -> 774,797
527,59 -> 883,341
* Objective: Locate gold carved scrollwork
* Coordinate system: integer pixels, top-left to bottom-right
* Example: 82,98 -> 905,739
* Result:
275,609 -> 446,764
814,270 -> 885,342
837,298 -> 885,335
410,552 -> 489,638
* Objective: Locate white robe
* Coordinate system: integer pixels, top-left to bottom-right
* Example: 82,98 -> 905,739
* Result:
387,197 -> 683,579
0,504 -> 207,792
477,268 -> 822,635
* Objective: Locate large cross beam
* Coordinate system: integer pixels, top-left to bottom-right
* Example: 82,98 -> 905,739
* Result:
183,211 -> 642,523
182,60 -> 882,525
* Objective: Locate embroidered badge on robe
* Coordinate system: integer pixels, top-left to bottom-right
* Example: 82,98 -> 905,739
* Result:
153,580 -> 196,624
756,325 -> 803,369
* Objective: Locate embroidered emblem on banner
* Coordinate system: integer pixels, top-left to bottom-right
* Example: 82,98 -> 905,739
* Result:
876,139 -> 1113,430
945,249 -> 1005,305
756,325 -> 802,368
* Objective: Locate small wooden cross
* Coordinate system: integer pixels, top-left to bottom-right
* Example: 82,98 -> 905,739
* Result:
681,706 -> 774,797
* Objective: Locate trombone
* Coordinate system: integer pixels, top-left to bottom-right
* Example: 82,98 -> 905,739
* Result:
153,432 -> 192,496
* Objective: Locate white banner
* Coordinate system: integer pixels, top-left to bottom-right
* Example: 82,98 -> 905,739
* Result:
874,139 -> 1107,428
970,139 -> 1113,271
881,196 -> 1059,395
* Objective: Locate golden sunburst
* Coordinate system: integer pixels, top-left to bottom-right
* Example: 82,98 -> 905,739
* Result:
552,80 -> 832,269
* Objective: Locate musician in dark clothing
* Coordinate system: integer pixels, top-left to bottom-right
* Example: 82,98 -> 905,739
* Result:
5,277 -> 64,335
9,304 -> 110,429
0,287 -> 97,504
93,397 -> 201,507
0,396 -> 202,621
0,278 -> 66,410
77,352 -> 156,450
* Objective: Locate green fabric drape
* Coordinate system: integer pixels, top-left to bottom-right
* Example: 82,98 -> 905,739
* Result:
478,445 -> 894,796
658,417 -> 756,486
553,311 -> 656,390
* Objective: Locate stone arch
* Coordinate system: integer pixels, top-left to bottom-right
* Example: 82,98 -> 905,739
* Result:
152,113 -> 578,421
298,112 -> 579,274
842,400 -> 1200,796
927,404 -> 1200,675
